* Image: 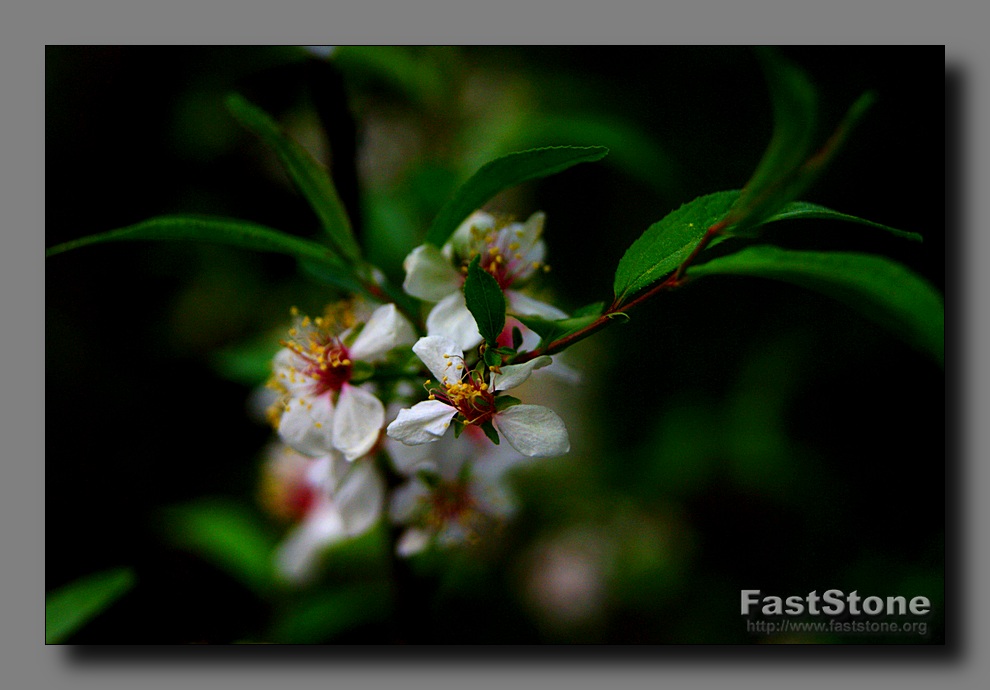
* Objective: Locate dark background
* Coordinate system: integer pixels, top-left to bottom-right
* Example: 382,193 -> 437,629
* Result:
46,46 -> 945,644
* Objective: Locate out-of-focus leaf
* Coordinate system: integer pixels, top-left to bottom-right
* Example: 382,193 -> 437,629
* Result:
45,215 -> 346,268
269,582 -> 393,643
764,201 -> 923,242
479,113 -> 683,198
46,568 -> 135,643
613,191 -> 740,302
687,246 -> 944,365
426,146 -> 609,247
464,256 -> 506,347
210,336 -> 281,387
333,46 -> 446,108
226,93 -> 361,262
723,48 -> 876,236
159,499 -> 278,598
512,312 -> 599,347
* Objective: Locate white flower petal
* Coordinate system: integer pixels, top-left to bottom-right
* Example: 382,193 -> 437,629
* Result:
386,400 -> 458,445
412,334 -> 464,383
402,244 -> 463,302
426,292 -> 484,352
396,528 -> 432,557
389,479 -> 431,523
447,210 -> 495,261
507,290 -> 569,321
275,503 -> 346,583
273,348 -> 316,397
278,394 -> 335,457
332,384 -> 385,460
494,404 -> 570,458
335,458 -> 385,536
490,355 -> 553,392
348,303 -> 416,362
516,211 -> 545,254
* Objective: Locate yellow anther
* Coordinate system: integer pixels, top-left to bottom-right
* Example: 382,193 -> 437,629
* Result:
479,382 -> 488,391
314,422 -> 323,428
428,394 -> 436,400
543,264 -> 552,273
514,253 -> 523,260
532,262 -> 541,270
290,306 -> 299,316
508,242 -> 520,251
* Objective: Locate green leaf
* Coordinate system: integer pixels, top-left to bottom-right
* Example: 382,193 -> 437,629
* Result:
687,246 -> 944,365
426,145 -> 608,247
46,568 -> 135,643
511,326 -> 524,351
512,312 -> 600,347
210,336 -> 281,387
723,49 -> 876,236
613,190 -> 740,302
480,420 -> 500,445
226,93 -> 361,262
46,215 -> 346,268
159,499 -> 277,598
571,301 -> 605,318
494,395 -> 522,412
270,582 -> 393,643
333,46 -> 446,108
765,201 -> 923,242
731,48 -> 818,223
483,346 -> 503,369
463,255 -> 506,347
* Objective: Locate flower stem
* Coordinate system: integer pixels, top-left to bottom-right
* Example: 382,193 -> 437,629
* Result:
513,220 -> 726,363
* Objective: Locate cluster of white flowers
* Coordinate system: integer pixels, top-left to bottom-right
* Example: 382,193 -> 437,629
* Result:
261,210 -> 574,582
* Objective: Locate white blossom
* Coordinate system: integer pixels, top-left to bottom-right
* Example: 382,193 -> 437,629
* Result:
386,335 -> 570,458
269,301 -> 415,460
402,211 -> 567,350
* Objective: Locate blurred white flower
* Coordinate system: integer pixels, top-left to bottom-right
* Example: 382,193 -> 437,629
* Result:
264,446 -> 385,584
384,426 -> 524,556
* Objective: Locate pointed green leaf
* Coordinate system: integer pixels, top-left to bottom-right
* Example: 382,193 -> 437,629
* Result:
687,246 -> 944,365
613,190 -> 740,302
765,201 -> 923,242
463,255 -> 506,347
494,395 -> 522,412
723,51 -> 876,236
730,47 -> 818,223
46,215 -> 346,268
159,499 -> 277,598
46,568 -> 135,643
270,583 -> 393,643
426,146 -> 608,247
512,312 -> 600,347
483,346 -> 503,369
226,93 -> 361,262
511,326 -> 524,351
480,420 -> 500,445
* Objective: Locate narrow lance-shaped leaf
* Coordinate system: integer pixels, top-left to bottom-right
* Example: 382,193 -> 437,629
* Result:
686,246 -> 944,365
463,255 -> 506,348
723,48 -> 876,236
426,146 -> 608,247
46,568 -> 135,643
226,93 -> 362,262
765,201 -> 923,242
727,46 -> 818,228
45,215 -> 347,268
